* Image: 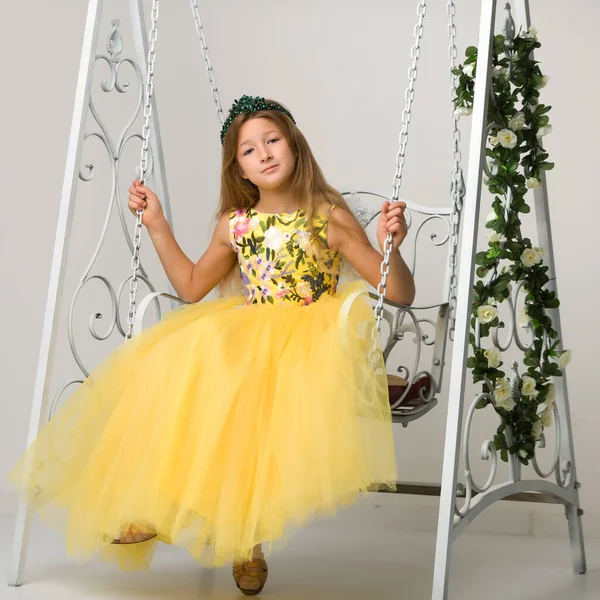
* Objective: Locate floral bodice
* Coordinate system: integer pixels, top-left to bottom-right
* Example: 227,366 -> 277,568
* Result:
229,207 -> 342,305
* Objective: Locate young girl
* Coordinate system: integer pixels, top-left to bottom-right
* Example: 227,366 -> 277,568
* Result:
11,95 -> 415,596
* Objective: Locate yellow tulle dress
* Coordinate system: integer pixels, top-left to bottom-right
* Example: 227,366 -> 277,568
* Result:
10,207 -> 397,570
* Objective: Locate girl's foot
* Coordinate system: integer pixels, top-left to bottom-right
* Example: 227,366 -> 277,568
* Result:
109,524 -> 157,544
233,554 -> 269,596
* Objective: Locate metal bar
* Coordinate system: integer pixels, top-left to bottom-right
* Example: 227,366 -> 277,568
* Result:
377,481 -> 571,505
431,1 -> 497,598
512,0 -> 586,576
453,479 -> 578,537
8,0 -> 104,587
431,306 -> 449,390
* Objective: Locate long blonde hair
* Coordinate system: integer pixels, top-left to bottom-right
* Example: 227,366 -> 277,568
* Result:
217,99 -> 352,295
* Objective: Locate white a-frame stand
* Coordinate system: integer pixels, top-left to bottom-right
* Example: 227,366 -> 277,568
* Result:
432,1 -> 585,598
9,2 -> 586,599
8,0 -> 173,586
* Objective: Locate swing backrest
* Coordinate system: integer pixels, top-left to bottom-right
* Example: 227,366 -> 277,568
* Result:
342,191 -> 453,425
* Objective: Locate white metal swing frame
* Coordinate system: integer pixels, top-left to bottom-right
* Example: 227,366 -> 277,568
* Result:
9,1 -> 586,599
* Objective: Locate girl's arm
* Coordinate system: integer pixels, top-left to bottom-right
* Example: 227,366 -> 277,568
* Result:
128,181 -> 236,303
327,202 -> 416,306
147,213 -> 236,303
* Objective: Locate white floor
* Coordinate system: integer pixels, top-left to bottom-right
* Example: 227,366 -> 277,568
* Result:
1,498 -> 598,600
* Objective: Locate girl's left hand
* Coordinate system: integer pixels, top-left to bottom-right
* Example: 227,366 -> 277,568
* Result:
377,201 -> 408,252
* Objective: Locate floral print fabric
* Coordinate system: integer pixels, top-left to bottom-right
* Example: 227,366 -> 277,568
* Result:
229,207 -> 342,305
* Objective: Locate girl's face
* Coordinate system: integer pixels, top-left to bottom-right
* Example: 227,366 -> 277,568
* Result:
236,117 -> 296,191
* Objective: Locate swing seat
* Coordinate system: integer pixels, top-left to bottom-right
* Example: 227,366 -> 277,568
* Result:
342,190 -> 452,425
387,373 -> 433,408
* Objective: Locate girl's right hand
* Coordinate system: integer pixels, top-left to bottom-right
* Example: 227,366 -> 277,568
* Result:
128,180 -> 165,227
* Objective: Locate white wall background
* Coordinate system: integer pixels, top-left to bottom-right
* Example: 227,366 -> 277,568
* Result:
1,0 -> 599,543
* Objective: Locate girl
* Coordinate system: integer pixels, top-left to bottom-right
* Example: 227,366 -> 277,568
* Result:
11,96 -> 415,596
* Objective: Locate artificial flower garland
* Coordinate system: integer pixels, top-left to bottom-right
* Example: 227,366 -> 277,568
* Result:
454,27 -> 571,464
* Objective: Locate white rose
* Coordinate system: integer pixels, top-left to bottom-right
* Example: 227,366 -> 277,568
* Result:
545,383 -> 556,407
264,226 -> 284,250
462,63 -> 476,78
532,421 -> 543,439
558,350 -> 572,369
508,112 -> 526,131
494,378 -> 515,411
492,65 -> 508,79
521,375 -> 538,398
537,124 -> 553,137
521,247 -> 542,268
455,106 -> 473,117
484,348 -> 502,368
489,135 -> 499,146
518,308 -> 532,328
526,177 -> 541,189
497,128 -> 518,149
477,304 -> 498,324
487,231 -> 506,245
536,75 -> 550,89
540,406 -> 553,428
524,26 -> 538,40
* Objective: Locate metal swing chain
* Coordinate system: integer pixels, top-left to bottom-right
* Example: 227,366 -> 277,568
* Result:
125,0 -> 160,341
447,0 -> 465,341
374,0 -> 428,341
189,0 -> 225,126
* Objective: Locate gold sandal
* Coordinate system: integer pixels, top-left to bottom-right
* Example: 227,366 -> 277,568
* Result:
233,556 -> 269,596
108,524 -> 157,545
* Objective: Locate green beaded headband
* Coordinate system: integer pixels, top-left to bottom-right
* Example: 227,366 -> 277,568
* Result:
220,95 -> 296,144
